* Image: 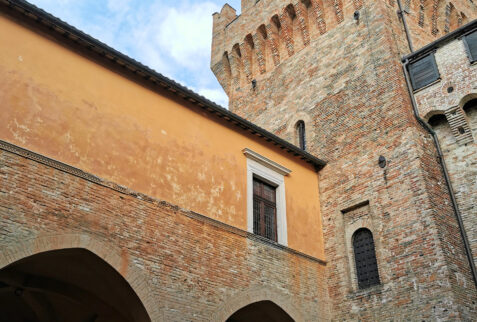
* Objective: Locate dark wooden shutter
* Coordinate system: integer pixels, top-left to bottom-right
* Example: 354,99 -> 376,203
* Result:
464,30 -> 477,62
353,228 -> 380,289
409,54 -> 440,90
253,178 -> 277,241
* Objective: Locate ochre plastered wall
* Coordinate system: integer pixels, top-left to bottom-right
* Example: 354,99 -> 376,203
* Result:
0,13 -> 324,259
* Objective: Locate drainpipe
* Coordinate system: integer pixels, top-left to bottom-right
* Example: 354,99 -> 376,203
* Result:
401,59 -> 477,288
396,0 -> 414,52
396,0 -> 477,289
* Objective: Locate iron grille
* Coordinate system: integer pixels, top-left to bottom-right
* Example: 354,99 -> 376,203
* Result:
253,178 -> 277,242
353,228 -> 380,289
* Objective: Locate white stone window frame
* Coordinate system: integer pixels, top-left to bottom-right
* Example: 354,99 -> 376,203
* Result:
243,148 -> 291,246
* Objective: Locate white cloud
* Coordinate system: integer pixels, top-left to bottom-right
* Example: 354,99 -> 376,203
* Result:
157,2 -> 219,69
28,0 -> 229,108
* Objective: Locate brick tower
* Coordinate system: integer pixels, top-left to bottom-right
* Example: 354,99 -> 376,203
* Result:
212,0 -> 477,320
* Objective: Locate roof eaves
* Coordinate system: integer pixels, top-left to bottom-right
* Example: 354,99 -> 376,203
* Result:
1,0 -> 327,170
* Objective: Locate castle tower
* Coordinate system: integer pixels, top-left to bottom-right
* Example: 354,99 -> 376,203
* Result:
212,0 -> 477,320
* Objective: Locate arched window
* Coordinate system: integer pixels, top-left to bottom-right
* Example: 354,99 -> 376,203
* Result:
296,120 -> 306,150
353,228 -> 380,289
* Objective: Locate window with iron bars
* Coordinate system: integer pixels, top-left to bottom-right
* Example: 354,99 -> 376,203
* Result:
353,228 -> 380,289
253,178 -> 277,242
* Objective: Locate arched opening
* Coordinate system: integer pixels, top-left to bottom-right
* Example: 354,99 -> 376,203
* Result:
222,51 -> 232,92
352,228 -> 380,289
295,120 -> 306,150
0,248 -> 150,322
232,43 -> 244,88
244,34 -> 257,79
226,300 -> 294,322
463,98 -> 477,134
285,4 -> 303,51
270,15 -> 285,61
257,24 -> 272,73
463,98 -> 477,114
428,113 -> 448,127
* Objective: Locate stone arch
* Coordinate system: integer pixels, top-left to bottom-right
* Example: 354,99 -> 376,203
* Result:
458,93 -> 477,109
211,286 -> 305,322
423,109 -> 447,122
0,233 -> 162,321
460,94 -> 477,138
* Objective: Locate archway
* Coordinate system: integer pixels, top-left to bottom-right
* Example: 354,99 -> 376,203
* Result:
0,248 -> 151,322
226,300 -> 294,322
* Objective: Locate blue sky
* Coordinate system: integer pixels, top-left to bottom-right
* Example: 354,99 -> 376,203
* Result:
28,0 -> 242,107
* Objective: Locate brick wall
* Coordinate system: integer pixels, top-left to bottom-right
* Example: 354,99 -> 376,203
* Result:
387,0 -> 477,50
414,36 -> 477,270
0,143 -> 329,321
212,0 -> 477,319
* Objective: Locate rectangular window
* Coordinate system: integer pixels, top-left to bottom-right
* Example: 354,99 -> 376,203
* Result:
253,178 -> 277,242
408,53 -> 440,90
463,30 -> 477,63
244,148 -> 289,246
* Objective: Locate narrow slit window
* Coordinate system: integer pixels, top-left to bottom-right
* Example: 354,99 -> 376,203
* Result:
296,120 -> 306,150
253,178 -> 277,242
353,228 -> 380,289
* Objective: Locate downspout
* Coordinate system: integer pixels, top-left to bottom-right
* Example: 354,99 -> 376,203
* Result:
396,0 -> 414,52
397,0 -> 477,288
401,61 -> 477,288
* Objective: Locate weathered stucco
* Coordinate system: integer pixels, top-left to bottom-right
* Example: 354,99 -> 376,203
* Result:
0,13 -> 324,259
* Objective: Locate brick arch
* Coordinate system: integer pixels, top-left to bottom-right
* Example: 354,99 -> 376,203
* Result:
0,233 -> 162,321
287,111 -> 315,149
211,286 -> 305,322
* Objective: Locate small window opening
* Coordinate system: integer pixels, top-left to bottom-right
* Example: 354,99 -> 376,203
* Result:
353,228 -> 380,289
253,178 -> 277,242
428,114 -> 448,127
296,121 -> 306,150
